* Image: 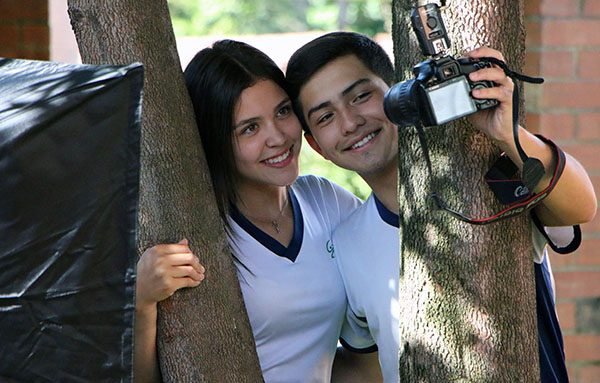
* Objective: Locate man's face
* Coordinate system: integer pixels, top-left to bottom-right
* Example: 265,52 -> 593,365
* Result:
298,54 -> 398,178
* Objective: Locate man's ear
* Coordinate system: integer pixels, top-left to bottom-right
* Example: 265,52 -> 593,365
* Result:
304,132 -> 325,158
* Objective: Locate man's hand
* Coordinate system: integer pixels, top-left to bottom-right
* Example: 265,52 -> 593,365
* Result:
465,46 -> 515,145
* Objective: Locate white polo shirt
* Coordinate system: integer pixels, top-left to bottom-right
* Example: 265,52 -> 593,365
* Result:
228,175 -> 363,383
334,194 -> 400,383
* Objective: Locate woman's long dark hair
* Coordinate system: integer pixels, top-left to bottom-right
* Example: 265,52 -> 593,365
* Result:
184,40 -> 290,230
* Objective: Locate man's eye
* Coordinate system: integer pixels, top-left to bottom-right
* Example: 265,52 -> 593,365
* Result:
317,112 -> 333,125
354,91 -> 371,103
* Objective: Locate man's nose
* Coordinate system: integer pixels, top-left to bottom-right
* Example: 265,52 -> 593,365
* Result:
340,108 -> 366,135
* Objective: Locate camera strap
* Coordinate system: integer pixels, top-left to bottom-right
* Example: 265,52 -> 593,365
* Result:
483,57 -> 546,192
415,60 -> 567,225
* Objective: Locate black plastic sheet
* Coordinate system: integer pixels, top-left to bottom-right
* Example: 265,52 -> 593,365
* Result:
0,58 -> 143,382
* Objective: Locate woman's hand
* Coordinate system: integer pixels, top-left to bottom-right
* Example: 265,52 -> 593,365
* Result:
136,239 -> 205,309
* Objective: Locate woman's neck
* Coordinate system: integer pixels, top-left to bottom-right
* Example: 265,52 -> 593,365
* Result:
236,182 -> 289,215
235,182 -> 294,243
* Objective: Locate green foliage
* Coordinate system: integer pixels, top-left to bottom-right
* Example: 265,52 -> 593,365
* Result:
168,0 -> 390,36
299,138 -> 371,200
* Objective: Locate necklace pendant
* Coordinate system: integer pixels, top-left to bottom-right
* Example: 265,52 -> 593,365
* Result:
271,220 -> 280,233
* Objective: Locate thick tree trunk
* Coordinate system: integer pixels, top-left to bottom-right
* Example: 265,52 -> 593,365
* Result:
392,0 -> 539,381
67,1 -> 263,382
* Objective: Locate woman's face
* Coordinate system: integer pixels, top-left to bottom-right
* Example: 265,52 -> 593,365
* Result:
232,79 -> 302,190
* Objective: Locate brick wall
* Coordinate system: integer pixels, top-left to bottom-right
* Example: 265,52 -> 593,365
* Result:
0,0 -> 48,60
525,1 -> 600,382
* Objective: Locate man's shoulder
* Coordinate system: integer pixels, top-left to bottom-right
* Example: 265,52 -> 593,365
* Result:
334,195 -> 377,232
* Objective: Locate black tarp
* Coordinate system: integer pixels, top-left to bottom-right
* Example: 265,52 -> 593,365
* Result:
0,58 -> 143,382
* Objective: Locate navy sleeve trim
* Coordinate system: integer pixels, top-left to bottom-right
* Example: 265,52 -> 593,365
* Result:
530,211 -> 581,254
339,338 -> 378,354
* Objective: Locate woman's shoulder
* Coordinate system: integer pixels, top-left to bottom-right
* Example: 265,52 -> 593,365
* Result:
293,174 -> 361,210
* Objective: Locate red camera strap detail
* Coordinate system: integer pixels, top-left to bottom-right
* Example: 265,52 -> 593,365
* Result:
431,135 -> 566,225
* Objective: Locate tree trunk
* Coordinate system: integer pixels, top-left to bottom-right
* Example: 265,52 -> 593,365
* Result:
392,0 -> 539,381
67,1 -> 263,382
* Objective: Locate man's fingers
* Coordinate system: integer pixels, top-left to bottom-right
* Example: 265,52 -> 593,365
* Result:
465,46 -> 505,62
469,67 -> 511,85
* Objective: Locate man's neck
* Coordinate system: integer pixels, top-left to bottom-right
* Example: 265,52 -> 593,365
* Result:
361,158 -> 398,213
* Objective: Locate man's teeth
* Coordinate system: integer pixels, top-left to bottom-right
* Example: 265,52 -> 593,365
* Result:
351,132 -> 376,150
265,149 -> 291,164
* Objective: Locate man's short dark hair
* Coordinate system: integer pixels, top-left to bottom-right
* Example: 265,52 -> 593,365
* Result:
286,31 -> 395,133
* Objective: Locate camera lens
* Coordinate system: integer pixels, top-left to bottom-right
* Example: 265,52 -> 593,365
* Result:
426,16 -> 438,29
383,79 -> 421,128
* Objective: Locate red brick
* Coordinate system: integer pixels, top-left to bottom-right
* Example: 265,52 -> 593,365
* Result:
0,0 -> 47,21
579,51 -> 600,79
543,20 -> 600,47
578,112 -> 600,139
540,0 -> 581,17
22,24 -> 48,47
580,202 -> 600,233
526,113 -> 542,134
563,334 -> 600,361
0,25 -> 19,49
567,364 -> 577,382
525,0 -> 541,16
526,20 -> 542,47
579,364 -> 600,383
541,50 -> 576,78
541,83 -> 600,109
17,46 -> 48,61
0,48 -> 20,59
584,0 -> 600,15
524,51 -> 541,77
561,144 -> 600,172
551,239 -> 600,269
557,301 -> 577,331
538,113 -> 576,139
555,271 -> 600,299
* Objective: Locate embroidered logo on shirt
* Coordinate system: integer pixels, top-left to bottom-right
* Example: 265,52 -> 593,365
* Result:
326,240 -> 335,258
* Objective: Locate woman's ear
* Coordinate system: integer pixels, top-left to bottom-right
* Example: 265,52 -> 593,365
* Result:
305,132 -> 324,157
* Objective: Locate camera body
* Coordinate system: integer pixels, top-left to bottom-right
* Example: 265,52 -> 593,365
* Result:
384,2 -> 498,127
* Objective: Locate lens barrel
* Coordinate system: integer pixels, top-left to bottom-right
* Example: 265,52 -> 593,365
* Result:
383,79 -> 421,128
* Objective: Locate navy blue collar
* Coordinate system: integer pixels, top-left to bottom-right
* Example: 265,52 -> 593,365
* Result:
230,188 -> 304,262
373,194 -> 399,228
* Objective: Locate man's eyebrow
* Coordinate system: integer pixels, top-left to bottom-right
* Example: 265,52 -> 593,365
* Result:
341,78 -> 371,96
307,100 -> 332,121
306,78 -> 372,121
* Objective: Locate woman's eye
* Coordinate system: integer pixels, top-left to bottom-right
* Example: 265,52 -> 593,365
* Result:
241,123 -> 258,135
277,104 -> 292,118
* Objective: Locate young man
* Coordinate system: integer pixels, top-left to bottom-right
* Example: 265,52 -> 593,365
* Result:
286,32 -> 596,382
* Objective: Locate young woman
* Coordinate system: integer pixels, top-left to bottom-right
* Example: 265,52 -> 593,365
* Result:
134,40 -> 377,382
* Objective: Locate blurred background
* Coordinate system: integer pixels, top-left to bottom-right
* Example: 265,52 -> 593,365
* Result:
1,1 -> 598,381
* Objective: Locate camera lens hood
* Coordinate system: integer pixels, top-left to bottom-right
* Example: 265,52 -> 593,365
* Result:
383,79 -> 422,128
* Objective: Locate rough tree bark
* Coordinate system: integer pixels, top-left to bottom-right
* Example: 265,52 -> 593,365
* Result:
67,1 -> 263,382
392,0 -> 540,381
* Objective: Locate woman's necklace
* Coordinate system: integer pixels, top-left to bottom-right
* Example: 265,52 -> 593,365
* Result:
241,195 -> 289,234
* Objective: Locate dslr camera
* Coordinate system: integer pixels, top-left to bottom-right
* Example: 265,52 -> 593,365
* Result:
384,1 -> 498,127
